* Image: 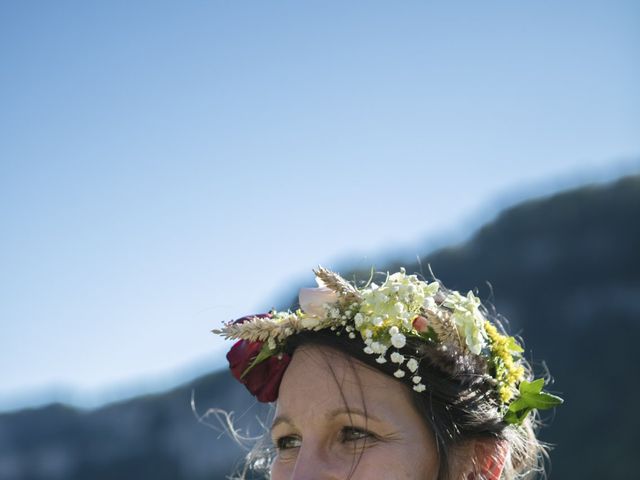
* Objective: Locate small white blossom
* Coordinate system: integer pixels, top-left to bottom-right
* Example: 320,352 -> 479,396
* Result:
354,313 -> 364,327
363,346 -> 374,354
376,355 -> 387,364
390,352 -> 405,364
388,326 -> 399,336
413,384 -> 426,392
391,333 -> 406,349
394,302 -> 405,314
412,375 -> 422,384
393,369 -> 406,378
445,291 -> 488,355
301,316 -> 322,329
406,358 -> 419,373
348,332 -> 356,339
423,296 -> 436,309
365,329 -> 373,338
372,316 -> 383,327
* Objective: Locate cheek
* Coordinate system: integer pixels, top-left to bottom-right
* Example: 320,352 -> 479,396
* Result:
352,445 -> 438,480
270,458 -> 292,480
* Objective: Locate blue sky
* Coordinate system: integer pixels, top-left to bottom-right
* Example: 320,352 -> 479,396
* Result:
1,0 -> 638,411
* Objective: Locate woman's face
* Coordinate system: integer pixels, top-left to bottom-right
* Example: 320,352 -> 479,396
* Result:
270,344 -> 440,480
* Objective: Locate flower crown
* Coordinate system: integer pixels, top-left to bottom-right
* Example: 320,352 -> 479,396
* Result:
212,267 -> 562,425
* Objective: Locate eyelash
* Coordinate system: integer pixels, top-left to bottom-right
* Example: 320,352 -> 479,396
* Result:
275,427 -> 376,450
341,426 -> 375,443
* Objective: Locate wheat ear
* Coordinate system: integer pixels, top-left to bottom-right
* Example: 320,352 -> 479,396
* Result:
313,266 -> 362,305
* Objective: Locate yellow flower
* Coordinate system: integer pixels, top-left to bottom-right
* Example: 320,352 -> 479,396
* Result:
485,320 -> 525,404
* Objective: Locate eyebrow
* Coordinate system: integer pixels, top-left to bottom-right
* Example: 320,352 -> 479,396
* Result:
270,407 -> 384,432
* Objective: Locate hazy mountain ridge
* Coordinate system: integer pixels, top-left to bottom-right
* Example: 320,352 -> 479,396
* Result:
2,175 -> 638,479
0,370 -> 270,480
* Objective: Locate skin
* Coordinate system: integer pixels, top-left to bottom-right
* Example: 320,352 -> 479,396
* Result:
270,344 -> 441,480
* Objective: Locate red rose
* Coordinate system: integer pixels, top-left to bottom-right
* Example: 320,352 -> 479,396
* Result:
227,339 -> 291,402
225,313 -> 291,403
227,338 -> 263,380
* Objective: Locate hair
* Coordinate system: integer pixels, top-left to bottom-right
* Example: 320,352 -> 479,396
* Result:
231,275 -> 554,480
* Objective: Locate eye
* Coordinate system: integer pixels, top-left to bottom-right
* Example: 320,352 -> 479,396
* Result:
275,435 -> 302,451
340,426 -> 376,443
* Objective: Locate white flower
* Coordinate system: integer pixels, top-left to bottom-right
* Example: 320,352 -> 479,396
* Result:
300,316 -> 322,329
298,287 -> 338,317
390,352 -> 405,364
454,310 -> 487,355
364,329 -> 373,338
393,369 -> 405,378
348,332 -> 356,339
388,326 -> 399,336
376,355 -> 387,364
412,375 -> 422,384
423,281 -> 440,297
354,313 -> 364,327
363,346 -> 374,354
446,291 -> 488,355
391,332 -> 406,349
413,384 -> 426,392
393,302 -> 405,314
406,358 -> 419,373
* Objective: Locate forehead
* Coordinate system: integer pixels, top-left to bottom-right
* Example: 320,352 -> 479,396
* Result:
275,344 -> 417,420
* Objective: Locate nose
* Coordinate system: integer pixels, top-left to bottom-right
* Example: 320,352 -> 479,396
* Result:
287,442 -> 344,480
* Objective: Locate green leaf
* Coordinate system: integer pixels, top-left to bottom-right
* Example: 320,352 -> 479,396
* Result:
519,378 -> 545,395
503,408 -> 527,424
240,343 -> 276,379
505,336 -> 524,354
503,379 -> 564,425
521,390 -> 564,409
